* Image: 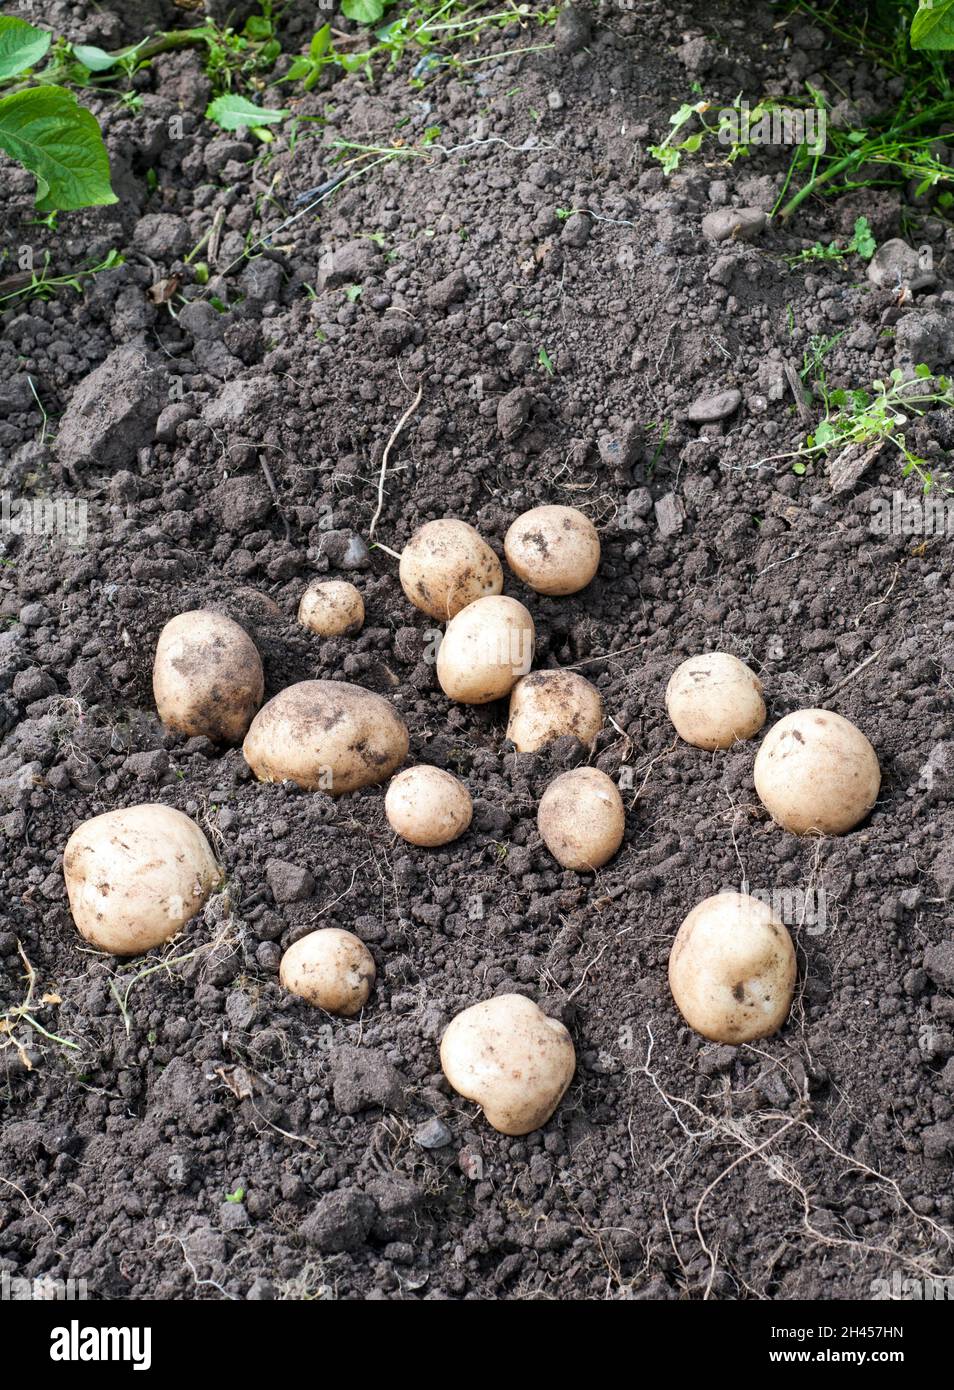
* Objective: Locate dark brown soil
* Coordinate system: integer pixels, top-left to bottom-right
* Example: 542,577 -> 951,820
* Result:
1,1 -> 953,1302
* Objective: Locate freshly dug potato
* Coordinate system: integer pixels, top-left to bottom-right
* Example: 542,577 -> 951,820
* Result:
399,518 -> 503,620
280,928 -> 375,1016
507,670 -> 603,753
666,651 -> 766,751
63,803 -> 222,956
754,708 -> 880,835
385,766 -> 473,846
436,595 -> 535,704
668,891 -> 797,1043
440,994 -> 575,1135
153,609 -> 264,744
537,767 -> 624,870
504,505 -> 600,595
243,680 -> 408,794
298,580 -> 365,637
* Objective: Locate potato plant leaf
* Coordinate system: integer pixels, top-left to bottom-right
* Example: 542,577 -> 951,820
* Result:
342,0 -> 387,24
0,85 -> 116,212
205,93 -> 290,130
0,15 -> 51,80
911,0 -> 954,48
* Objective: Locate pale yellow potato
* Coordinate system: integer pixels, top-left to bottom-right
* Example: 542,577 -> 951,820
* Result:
243,679 -> 408,794
63,803 -> 222,956
399,518 -> 503,620
385,766 -> 473,846
754,708 -> 880,835
507,670 -> 603,753
436,595 -> 535,704
280,928 -> 375,1016
537,767 -> 624,870
504,505 -> 600,595
666,651 -> 766,751
153,609 -> 264,744
668,891 -> 797,1043
440,994 -> 575,1135
298,580 -> 365,637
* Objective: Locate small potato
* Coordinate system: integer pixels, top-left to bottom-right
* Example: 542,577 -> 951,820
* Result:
385,766 -> 473,847
754,708 -> 880,835
504,505 -> 600,595
63,803 -> 222,956
280,928 -> 375,1016
537,767 -> 624,870
666,651 -> 765,750
440,994 -> 575,1135
243,679 -> 408,794
436,595 -> 535,704
668,891 -> 797,1043
399,518 -> 503,620
153,609 -> 263,744
298,580 -> 364,637
507,670 -> 603,753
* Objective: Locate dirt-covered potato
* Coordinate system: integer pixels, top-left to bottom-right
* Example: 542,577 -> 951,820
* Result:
507,670 -> 603,752
440,994 -> 576,1135
243,679 -> 408,794
399,518 -> 503,620
385,766 -> 473,846
504,505 -> 600,595
63,803 -> 222,956
153,609 -> 264,744
668,891 -> 797,1043
537,767 -> 624,870
279,928 -> 375,1016
754,708 -> 880,835
298,580 -> 365,637
666,651 -> 765,750
436,595 -> 535,704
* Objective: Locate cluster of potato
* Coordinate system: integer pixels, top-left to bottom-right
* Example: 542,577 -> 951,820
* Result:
59,503 -> 883,1139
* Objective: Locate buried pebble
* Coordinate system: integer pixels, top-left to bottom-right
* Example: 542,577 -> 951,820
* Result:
413,1117 -> 453,1149
687,388 -> 742,424
701,207 -> 766,243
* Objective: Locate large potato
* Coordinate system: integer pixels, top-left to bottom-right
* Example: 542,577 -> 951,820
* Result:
298,580 -> 364,637
436,595 -> 535,704
385,766 -> 473,846
399,518 -> 503,620
242,679 -> 408,794
537,767 -> 624,870
504,505 -> 600,595
754,708 -> 880,835
153,609 -> 264,745
666,651 -> 765,750
440,994 -> 576,1135
668,891 -> 797,1043
280,928 -> 375,1016
507,670 -> 603,752
63,803 -> 222,956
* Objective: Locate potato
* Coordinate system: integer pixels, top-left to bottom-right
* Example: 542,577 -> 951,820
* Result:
754,708 -> 880,835
436,595 -> 535,704
666,651 -> 766,750
537,767 -> 624,870
298,580 -> 364,637
385,766 -> 472,846
507,670 -> 603,753
399,518 -> 503,620
63,803 -> 222,956
243,679 -> 408,794
668,891 -> 797,1043
440,994 -> 575,1135
280,928 -> 375,1016
153,609 -> 264,744
504,505 -> 600,595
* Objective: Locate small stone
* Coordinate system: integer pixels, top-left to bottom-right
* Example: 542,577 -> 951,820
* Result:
561,212 -> 592,248
654,492 -> 685,538
496,388 -> 532,440
413,1117 -> 452,1149
701,208 -> 766,243
687,388 -> 742,423
547,90 -> 564,111
265,859 -> 315,904
867,239 -> 935,293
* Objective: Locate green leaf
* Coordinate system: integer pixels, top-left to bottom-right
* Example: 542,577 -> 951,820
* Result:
0,85 -> 116,212
310,24 -> 331,59
343,0 -> 386,22
72,43 -> 121,72
205,94 -> 290,130
0,16 -> 51,80
914,362 -> 933,379
244,16 -> 273,39
911,0 -> 954,49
